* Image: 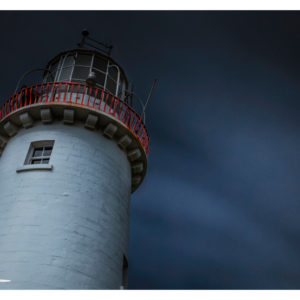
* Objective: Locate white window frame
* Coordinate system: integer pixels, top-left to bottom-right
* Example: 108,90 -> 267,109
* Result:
24,140 -> 55,165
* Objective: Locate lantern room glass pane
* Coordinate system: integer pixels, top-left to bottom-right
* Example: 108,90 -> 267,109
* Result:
64,55 -> 75,67
108,67 -> 118,81
72,66 -> 90,80
76,54 -> 92,66
93,56 -> 108,71
59,67 -> 72,81
117,78 -> 124,98
93,70 -> 106,86
51,61 -> 59,72
46,60 -> 59,82
106,77 -> 116,94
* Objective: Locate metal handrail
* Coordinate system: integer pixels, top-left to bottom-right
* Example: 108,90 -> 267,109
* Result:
0,82 -> 149,155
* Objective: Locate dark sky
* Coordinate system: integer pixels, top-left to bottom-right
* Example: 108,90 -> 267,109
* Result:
1,11 -> 300,289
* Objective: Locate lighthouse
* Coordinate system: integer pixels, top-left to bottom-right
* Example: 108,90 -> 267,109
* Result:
0,31 -> 149,289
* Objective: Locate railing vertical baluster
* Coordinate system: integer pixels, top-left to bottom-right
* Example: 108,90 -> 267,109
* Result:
138,127 -> 144,139
127,109 -> 133,127
57,82 -> 62,102
50,83 -> 56,102
113,98 -> 119,117
97,90 -> 104,110
8,97 -> 11,113
69,84 -> 74,103
63,83 -> 68,102
19,90 -> 23,108
129,111 -> 135,129
39,84 -> 43,103
15,92 -> 18,110
92,88 -> 99,108
34,85 -> 38,104
118,101 -> 124,120
137,120 -> 145,137
133,113 -> 140,132
29,87 -> 33,104
24,88 -> 28,106
75,84 -> 80,104
87,87 -> 92,106
45,83 -> 49,103
122,106 -> 128,123
109,96 -> 115,116
81,85 -> 86,105
103,93 -> 109,113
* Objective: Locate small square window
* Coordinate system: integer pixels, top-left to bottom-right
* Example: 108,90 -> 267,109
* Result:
25,140 -> 54,165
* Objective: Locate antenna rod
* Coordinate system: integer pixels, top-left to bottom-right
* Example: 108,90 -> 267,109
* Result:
140,79 -> 158,121
79,29 -> 89,47
87,36 -> 113,51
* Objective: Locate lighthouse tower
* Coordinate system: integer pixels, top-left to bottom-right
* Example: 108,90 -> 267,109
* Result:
0,32 -> 149,289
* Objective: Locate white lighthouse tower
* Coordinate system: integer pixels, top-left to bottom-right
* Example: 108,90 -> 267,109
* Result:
0,31 -> 149,289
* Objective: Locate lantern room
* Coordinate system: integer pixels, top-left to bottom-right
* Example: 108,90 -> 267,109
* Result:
43,48 -> 129,100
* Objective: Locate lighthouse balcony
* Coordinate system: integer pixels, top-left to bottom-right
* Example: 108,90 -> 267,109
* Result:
0,82 -> 149,191
0,82 -> 149,153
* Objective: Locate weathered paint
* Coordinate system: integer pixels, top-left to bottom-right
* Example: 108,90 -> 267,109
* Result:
0,122 -> 131,289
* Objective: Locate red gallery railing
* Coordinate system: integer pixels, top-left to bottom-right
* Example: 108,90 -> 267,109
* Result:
0,82 -> 149,155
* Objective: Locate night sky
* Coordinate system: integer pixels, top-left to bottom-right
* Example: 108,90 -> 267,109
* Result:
0,11 -> 300,289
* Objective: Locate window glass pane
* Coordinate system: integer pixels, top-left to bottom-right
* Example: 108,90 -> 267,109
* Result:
118,85 -> 123,98
117,77 -> 124,98
50,60 -> 59,72
93,70 -> 106,86
76,54 -> 92,66
44,147 -> 52,156
46,60 -> 59,82
106,77 -> 116,94
72,66 -> 90,79
33,148 -> 43,157
45,70 -> 55,82
59,67 -> 72,81
63,55 -> 75,67
93,56 -> 108,71
32,159 -> 41,164
42,159 -> 50,164
108,67 -> 118,81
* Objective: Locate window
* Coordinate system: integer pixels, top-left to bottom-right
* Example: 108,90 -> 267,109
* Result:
44,59 -> 60,83
57,54 -> 75,82
25,141 -> 54,165
72,66 -> 90,80
93,56 -> 107,72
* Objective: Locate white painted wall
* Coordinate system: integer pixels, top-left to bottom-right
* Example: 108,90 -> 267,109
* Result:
0,122 -> 131,289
